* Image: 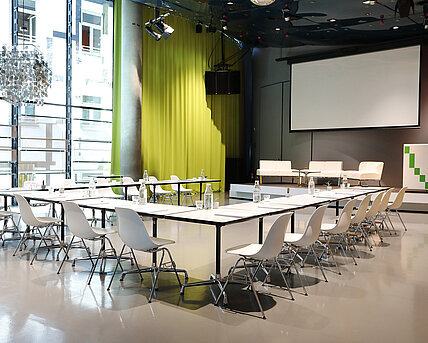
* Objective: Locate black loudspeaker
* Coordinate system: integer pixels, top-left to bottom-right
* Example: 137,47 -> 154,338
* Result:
196,23 -> 202,33
205,70 -> 240,95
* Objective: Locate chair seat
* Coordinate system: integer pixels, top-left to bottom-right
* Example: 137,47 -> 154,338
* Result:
92,226 -> 117,236
321,223 -> 337,232
155,189 -> 174,195
226,243 -> 262,257
180,187 -> 193,193
284,233 -> 304,243
0,210 -> 15,218
36,216 -> 62,225
151,236 -> 175,247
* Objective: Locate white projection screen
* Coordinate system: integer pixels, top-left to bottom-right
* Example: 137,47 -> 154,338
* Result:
290,45 -> 421,131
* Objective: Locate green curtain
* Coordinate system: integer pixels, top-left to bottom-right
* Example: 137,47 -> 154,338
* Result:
111,0 -> 121,176
140,8 -> 243,191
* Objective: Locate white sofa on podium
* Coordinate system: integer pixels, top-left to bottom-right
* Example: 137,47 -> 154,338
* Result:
257,160 -> 299,184
343,161 -> 384,185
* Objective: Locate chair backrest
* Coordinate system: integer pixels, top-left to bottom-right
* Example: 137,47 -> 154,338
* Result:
115,207 -> 158,251
170,175 -> 180,192
296,205 -> 327,247
259,160 -> 292,171
378,188 -> 393,212
365,192 -> 384,218
252,212 -> 292,260
328,199 -> 357,234
359,161 -> 384,178
350,194 -> 372,224
14,194 -> 42,227
122,176 -> 140,196
389,187 -> 407,210
148,175 -> 168,193
96,177 -> 118,197
309,161 -> 343,172
61,201 -> 98,239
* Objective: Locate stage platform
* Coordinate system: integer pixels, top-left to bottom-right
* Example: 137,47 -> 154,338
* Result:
229,183 -> 428,212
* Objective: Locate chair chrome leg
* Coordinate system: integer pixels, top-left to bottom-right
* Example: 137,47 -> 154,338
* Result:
57,235 -> 75,274
13,226 -> 30,256
87,245 -> 103,285
107,244 -> 126,291
310,245 -> 328,282
149,249 -> 165,303
274,258 -> 294,300
340,234 -> 357,265
164,248 -> 183,288
396,211 -> 407,231
288,246 -> 307,295
243,260 -> 266,319
326,237 -> 341,275
215,257 -> 243,305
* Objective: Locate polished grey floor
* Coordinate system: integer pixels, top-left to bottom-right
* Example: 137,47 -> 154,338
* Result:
0,196 -> 427,343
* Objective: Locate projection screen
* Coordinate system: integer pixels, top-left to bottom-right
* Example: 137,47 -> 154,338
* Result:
290,45 -> 421,131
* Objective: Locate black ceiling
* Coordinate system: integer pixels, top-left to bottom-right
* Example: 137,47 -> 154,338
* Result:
132,0 -> 428,56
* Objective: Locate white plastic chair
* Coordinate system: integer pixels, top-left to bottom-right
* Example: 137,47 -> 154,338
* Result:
148,176 -> 174,204
387,187 -> 407,231
96,177 -> 123,198
216,212 -> 293,319
13,194 -> 64,265
0,210 -> 20,247
107,207 -> 188,302
363,192 -> 385,243
284,205 -> 328,283
57,201 -> 121,284
375,189 -> 395,235
170,175 -> 194,205
349,194 -> 373,250
122,176 -> 140,198
320,199 -> 358,274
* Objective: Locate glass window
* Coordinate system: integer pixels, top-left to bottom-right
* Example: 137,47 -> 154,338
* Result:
0,0 -> 113,187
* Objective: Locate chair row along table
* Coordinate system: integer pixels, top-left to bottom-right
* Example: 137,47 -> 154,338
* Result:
0,185 -> 388,295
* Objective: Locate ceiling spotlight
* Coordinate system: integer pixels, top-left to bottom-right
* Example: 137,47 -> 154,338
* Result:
275,27 -> 281,31
144,12 -> 174,40
392,25 -> 399,29
329,18 -> 336,22
424,19 -> 428,29
227,1 -> 234,4
145,25 -> 162,41
154,20 -> 174,39
221,19 -> 228,31
363,0 -> 376,5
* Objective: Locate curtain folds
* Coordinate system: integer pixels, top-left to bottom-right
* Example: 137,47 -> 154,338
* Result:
112,4 -> 243,192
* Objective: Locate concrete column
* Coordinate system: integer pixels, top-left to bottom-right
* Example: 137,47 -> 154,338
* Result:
120,0 -> 143,180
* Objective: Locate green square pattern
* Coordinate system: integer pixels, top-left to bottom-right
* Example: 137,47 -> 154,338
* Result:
420,175 -> 425,183
425,182 -> 428,190
404,146 -> 410,154
415,168 -> 420,175
409,153 -> 415,168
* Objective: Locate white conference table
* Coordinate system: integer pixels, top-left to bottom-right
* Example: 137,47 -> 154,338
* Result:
0,186 -> 388,294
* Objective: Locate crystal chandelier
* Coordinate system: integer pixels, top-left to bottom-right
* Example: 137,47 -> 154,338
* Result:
0,44 -> 52,106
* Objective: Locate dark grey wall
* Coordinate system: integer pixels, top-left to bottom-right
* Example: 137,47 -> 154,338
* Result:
252,45 -> 428,187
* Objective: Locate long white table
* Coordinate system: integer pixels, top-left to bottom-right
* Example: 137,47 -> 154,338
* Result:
0,186 -> 389,294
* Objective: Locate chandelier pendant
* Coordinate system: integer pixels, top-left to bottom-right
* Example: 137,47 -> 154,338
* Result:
0,44 -> 52,106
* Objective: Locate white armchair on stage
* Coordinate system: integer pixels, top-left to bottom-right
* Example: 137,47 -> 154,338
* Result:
343,161 -> 384,186
256,160 -> 298,184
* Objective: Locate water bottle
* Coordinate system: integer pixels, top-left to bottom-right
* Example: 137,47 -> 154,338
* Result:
201,169 -> 205,180
204,183 -> 213,210
253,180 -> 261,203
308,177 -> 315,195
143,170 -> 149,182
88,177 -> 96,197
139,180 -> 147,205
341,175 -> 348,189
